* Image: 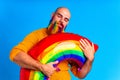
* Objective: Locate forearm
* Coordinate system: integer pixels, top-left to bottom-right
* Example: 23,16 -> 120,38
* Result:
77,60 -> 93,78
13,51 -> 59,77
13,51 -> 42,71
78,39 -> 96,78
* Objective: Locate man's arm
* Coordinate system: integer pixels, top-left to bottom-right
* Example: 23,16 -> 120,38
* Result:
70,39 -> 95,78
10,29 -> 59,77
13,51 -> 58,77
74,60 -> 93,78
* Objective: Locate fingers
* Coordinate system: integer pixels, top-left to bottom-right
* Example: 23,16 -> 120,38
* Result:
79,39 -> 95,61
92,42 -> 94,48
53,61 -> 59,65
46,61 -> 59,77
52,61 -> 60,71
84,39 -> 91,46
80,39 -> 90,47
79,39 -> 93,49
80,39 -> 87,50
79,44 -> 84,51
52,61 -> 59,67
80,39 -> 87,48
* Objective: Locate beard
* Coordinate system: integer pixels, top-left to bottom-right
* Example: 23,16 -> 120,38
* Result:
47,19 -> 65,34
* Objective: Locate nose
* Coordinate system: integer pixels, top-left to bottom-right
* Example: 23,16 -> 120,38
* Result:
59,17 -> 64,23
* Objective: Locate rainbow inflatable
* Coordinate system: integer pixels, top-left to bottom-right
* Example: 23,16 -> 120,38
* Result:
20,33 -> 98,80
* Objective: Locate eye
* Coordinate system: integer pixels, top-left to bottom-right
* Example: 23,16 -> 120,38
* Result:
64,18 -> 69,22
57,13 -> 62,18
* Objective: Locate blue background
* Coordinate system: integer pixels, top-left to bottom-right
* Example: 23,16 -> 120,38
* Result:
0,0 -> 120,80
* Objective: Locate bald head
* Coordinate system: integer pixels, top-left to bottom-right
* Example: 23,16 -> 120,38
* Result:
50,7 -> 71,25
55,7 -> 71,18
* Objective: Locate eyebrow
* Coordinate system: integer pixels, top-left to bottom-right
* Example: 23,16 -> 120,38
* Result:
57,13 -> 62,17
57,13 -> 69,21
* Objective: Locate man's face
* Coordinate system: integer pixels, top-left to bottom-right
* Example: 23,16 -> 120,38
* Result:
48,8 -> 71,34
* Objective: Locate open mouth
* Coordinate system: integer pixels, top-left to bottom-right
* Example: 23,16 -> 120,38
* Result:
58,23 -> 64,29
58,26 -> 64,33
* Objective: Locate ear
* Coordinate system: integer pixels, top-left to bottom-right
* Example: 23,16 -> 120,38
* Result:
51,13 -> 55,18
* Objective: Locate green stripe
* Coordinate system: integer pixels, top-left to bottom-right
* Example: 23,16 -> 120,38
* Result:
46,50 -> 84,63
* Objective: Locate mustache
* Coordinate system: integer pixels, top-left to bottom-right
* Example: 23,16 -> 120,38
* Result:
58,22 -> 64,28
48,18 -> 67,31
48,18 -> 64,28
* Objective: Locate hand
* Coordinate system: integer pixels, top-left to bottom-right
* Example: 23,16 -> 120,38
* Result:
40,61 -> 59,77
79,39 -> 95,62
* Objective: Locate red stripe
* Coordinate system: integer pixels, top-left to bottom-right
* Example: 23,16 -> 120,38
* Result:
20,68 -> 30,80
29,33 -> 98,59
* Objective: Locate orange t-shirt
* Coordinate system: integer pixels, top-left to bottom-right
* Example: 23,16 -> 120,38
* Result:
10,28 -> 79,80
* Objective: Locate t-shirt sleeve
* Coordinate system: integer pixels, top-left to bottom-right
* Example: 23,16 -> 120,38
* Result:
9,29 -> 47,61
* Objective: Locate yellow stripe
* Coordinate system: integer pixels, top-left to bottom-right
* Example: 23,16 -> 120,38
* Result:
40,40 -> 82,64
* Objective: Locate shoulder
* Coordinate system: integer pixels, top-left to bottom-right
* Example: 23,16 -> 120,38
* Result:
29,28 -> 48,40
30,28 -> 48,35
33,28 -> 47,33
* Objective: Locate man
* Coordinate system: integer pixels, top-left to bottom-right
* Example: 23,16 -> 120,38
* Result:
10,7 -> 95,79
